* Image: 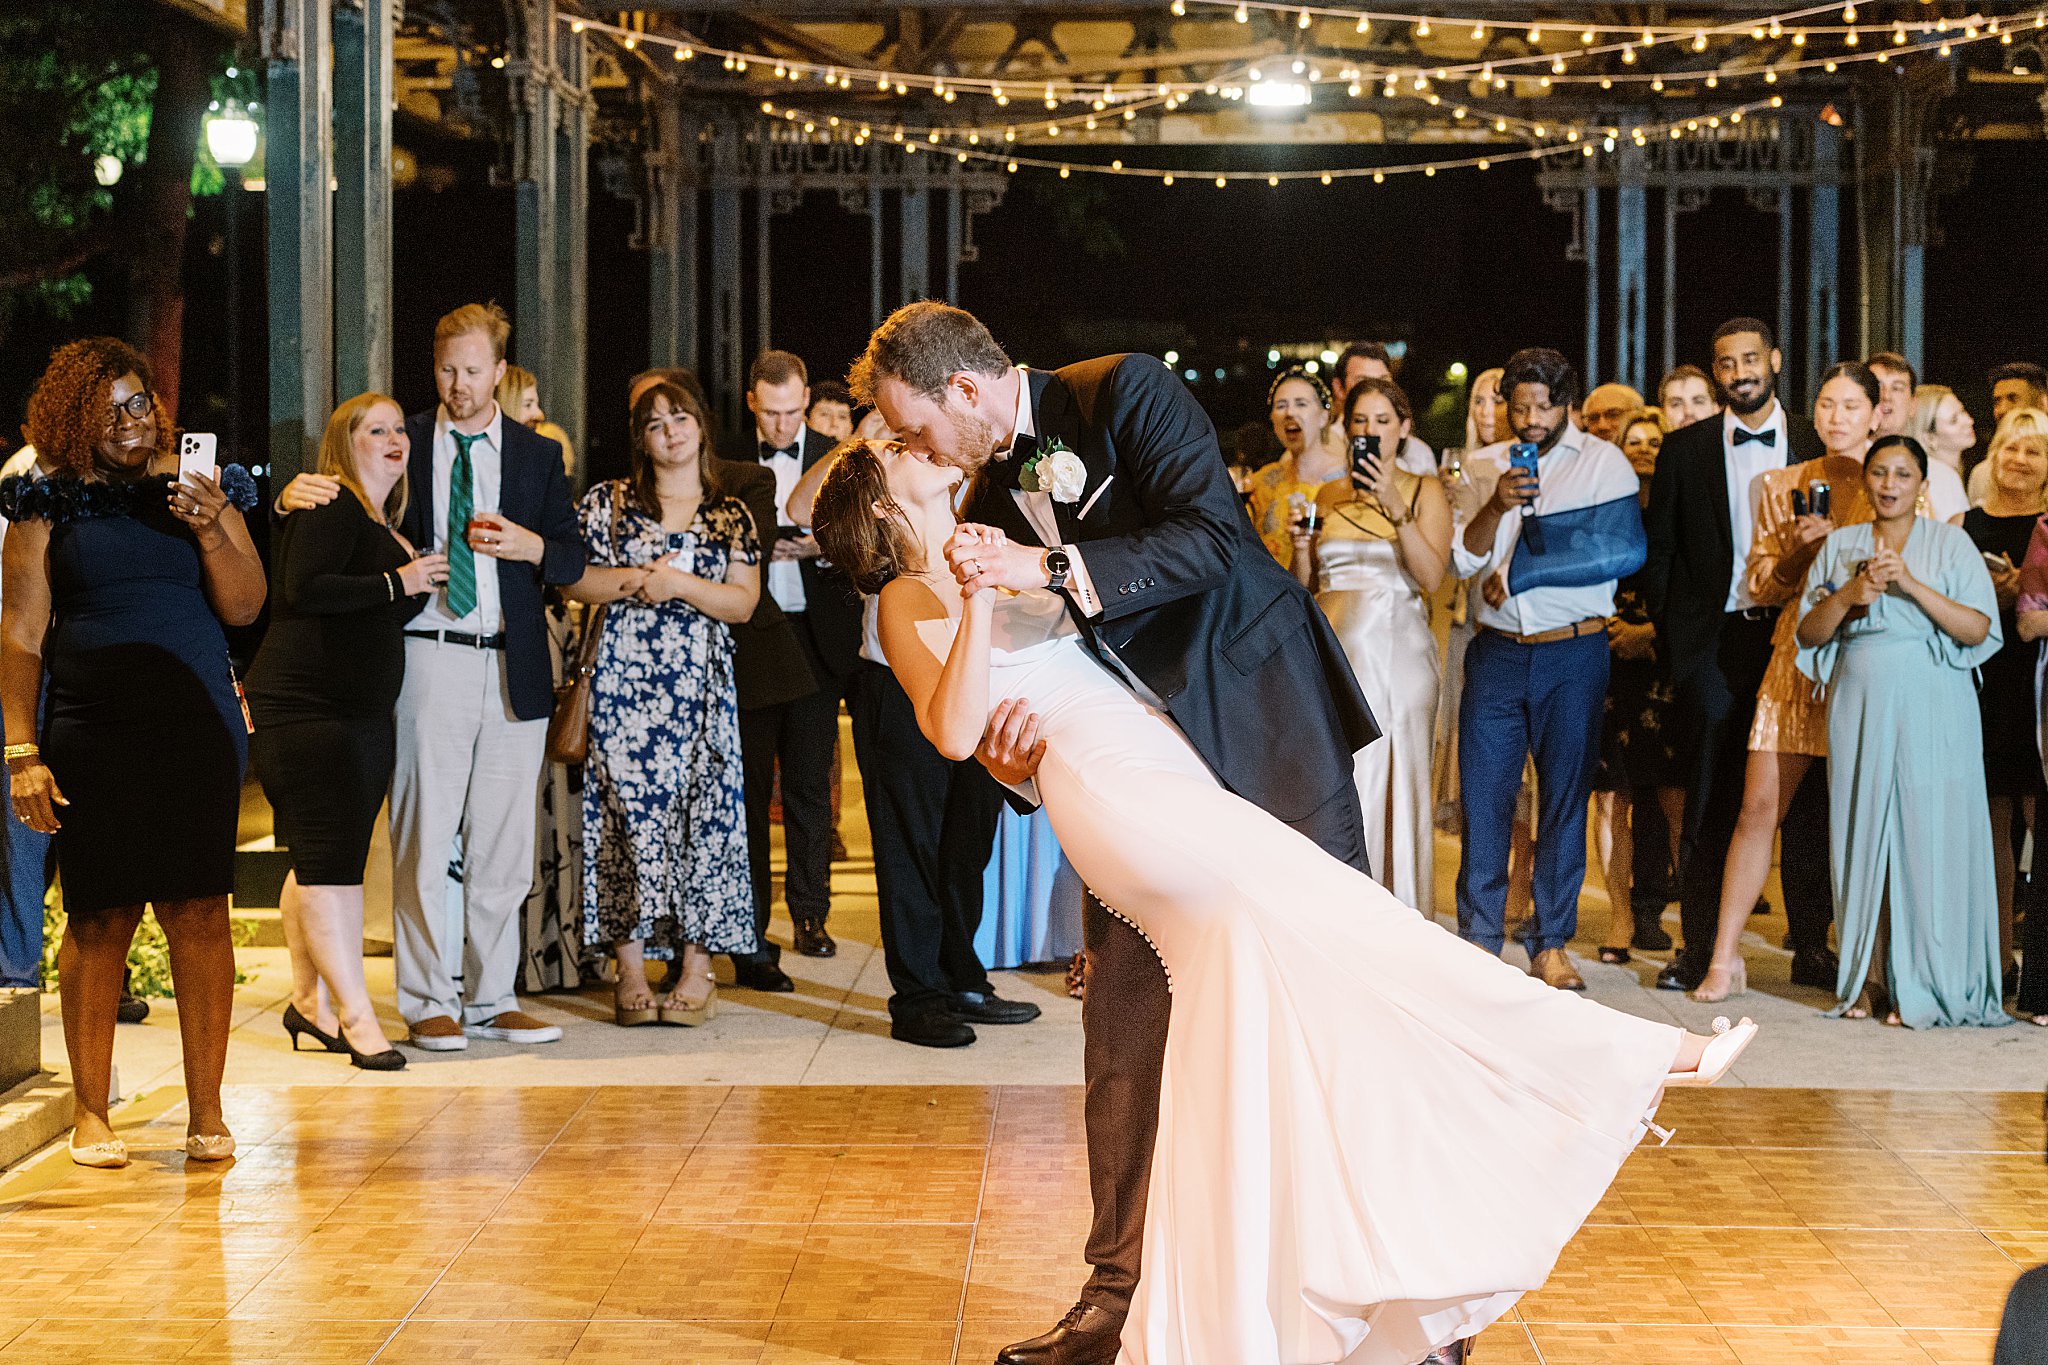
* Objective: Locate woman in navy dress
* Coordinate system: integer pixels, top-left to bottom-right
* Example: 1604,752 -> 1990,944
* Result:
568,379 -> 760,1026
1,338 -> 266,1166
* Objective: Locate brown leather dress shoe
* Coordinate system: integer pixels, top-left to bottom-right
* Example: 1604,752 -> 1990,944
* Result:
1529,948 -> 1585,991
792,919 -> 837,958
995,1302 -> 1123,1365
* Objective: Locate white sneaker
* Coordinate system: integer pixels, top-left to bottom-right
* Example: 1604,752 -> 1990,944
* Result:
463,1010 -> 563,1044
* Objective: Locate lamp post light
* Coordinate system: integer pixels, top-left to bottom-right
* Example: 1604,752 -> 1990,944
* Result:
206,100 -> 259,470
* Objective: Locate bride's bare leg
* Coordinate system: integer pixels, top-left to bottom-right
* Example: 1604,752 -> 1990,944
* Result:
1671,1032 -> 1711,1074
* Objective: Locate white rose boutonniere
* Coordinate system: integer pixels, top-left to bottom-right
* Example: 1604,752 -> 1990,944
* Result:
1020,437 -> 1088,504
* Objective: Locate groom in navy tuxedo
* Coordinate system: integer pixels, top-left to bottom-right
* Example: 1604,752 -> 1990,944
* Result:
852,302 -> 1383,1365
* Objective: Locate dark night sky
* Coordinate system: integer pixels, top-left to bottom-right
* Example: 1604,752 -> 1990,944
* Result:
3,136 -> 2044,485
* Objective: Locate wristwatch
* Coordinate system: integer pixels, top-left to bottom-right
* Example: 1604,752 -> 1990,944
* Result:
1044,547 -> 1072,592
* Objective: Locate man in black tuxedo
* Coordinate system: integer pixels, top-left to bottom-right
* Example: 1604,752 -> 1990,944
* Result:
718,351 -> 865,959
851,302 -> 1379,1365
630,366 -> 808,992
1642,317 -> 1838,994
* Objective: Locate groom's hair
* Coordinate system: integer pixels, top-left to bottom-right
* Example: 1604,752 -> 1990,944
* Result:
849,301 -> 1011,407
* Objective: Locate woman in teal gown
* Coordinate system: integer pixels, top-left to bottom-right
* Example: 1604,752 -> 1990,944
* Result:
1796,435 -> 2009,1028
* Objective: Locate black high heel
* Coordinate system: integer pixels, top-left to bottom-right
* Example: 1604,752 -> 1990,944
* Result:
283,1003 -> 346,1054
337,1021 -> 408,1072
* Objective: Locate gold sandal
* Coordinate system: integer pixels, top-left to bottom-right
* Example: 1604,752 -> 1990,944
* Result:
657,974 -> 717,1027
614,983 -> 658,1028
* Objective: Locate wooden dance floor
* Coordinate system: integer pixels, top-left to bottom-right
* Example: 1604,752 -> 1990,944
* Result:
0,1083 -> 2038,1363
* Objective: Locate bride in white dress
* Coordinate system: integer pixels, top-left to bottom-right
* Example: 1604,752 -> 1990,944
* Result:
812,438 -> 1755,1365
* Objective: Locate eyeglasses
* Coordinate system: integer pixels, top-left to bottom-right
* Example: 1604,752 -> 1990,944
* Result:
106,392 -> 153,426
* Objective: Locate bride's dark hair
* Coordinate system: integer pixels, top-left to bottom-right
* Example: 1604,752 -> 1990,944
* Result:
811,437 -> 928,594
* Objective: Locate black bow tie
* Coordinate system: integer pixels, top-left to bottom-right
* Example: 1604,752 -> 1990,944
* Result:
759,442 -> 797,461
1732,427 -> 1777,448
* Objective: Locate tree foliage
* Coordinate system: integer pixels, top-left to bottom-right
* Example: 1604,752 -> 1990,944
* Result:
0,5 -> 159,330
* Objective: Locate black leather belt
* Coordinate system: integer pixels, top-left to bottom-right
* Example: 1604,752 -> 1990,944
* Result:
1729,606 -> 1780,622
404,629 -> 507,649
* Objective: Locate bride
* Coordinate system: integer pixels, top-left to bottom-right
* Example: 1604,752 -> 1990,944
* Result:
811,436 -> 1755,1365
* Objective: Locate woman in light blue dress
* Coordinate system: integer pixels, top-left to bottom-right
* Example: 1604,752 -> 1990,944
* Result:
976,810 -> 1084,970
1796,435 -> 2009,1028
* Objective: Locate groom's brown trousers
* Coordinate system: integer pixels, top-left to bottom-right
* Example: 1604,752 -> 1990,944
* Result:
1078,777 -> 1372,1314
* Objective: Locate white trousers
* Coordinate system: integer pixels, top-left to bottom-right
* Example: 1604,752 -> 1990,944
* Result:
391,638 -> 546,1025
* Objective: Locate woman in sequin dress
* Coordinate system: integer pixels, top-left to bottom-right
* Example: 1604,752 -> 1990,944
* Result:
1691,363 -> 1879,1003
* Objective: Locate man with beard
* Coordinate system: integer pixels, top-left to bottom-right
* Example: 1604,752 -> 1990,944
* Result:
1642,318 -> 1834,994
1453,348 -> 1642,991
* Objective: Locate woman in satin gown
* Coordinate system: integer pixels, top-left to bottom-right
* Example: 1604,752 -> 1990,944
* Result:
1796,435 -> 2007,1028
1291,378 -> 1451,915
814,437 -> 1749,1365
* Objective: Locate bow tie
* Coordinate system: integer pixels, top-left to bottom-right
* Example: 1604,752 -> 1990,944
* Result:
759,442 -> 797,461
1732,427 -> 1777,448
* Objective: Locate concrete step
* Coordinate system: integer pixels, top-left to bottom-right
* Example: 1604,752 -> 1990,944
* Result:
0,988 -> 39,1093
0,1072 -> 70,1174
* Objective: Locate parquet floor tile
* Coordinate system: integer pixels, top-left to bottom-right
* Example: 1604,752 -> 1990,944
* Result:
1,1084 -> 2039,1364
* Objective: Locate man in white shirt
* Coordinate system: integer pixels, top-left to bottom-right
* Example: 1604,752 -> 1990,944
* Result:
1453,348 -> 1643,991
1329,341 -> 1437,475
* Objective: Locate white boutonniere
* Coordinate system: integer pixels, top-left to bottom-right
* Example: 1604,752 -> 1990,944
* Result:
1019,437 -> 1087,504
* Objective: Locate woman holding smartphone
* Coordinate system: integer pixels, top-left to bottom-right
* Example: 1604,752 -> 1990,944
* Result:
1962,406 -> 2048,991
1691,363 -> 1878,1003
1796,435 -> 2005,1027
1291,377 -> 1451,913
567,379 -> 760,1026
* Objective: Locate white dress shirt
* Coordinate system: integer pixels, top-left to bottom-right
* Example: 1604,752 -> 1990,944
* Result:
1723,403 -> 1788,611
413,404 -> 505,634
997,371 -> 1106,617
1451,426 -> 1641,635
755,427 -> 808,613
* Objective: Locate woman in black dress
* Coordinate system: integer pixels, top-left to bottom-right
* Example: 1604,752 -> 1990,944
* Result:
245,394 -> 446,1069
1962,406 -> 2048,997
1,338 -> 266,1167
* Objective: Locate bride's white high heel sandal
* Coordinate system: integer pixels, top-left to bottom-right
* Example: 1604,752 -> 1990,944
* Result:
1665,1016 -> 1758,1089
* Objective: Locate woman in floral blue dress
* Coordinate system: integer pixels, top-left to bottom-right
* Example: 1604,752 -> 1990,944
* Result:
568,379 -> 760,1026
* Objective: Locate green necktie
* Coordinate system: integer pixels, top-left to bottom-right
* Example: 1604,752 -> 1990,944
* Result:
445,430 -> 481,619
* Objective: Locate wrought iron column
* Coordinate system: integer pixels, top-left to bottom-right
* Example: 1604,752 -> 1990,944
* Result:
1615,144 -> 1648,394
509,0 -> 561,399
261,0 -> 334,483
552,24 -> 590,477
868,186 -> 885,325
333,0 -> 393,399
945,181 -> 962,304
1583,185 -> 1601,390
900,151 -> 931,303
646,101 -> 699,373
1777,187 -> 1795,393
1854,71 -> 1947,371
755,181 -> 773,355
708,123 -> 744,429
1805,124 -> 1843,404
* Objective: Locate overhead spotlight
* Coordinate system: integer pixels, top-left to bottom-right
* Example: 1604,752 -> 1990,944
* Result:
1248,79 -> 1312,107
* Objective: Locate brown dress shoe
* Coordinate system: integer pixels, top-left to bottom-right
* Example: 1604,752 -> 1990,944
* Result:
1530,948 -> 1586,991
464,1010 -> 564,1043
995,1302 -> 1123,1365
792,919 -> 837,958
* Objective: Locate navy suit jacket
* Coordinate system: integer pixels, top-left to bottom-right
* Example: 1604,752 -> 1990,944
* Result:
401,412 -> 585,721
961,356 -> 1379,824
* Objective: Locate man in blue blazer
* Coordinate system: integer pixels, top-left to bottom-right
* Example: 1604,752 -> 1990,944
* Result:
280,303 -> 585,1051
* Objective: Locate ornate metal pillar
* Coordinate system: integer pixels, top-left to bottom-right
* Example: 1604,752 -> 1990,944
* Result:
1615,143 -> 1648,394
708,122 -> 744,429
867,186 -> 885,325
1854,69 -> 1950,371
508,0 -> 561,399
900,150 -> 931,304
552,23 -> 590,477
945,181 -> 963,304
333,0 -> 394,399
1805,124 -> 1843,406
260,0 -> 334,483
1583,186 -> 1601,390
755,180 -> 774,356
1662,188 -> 1708,378
645,101 -> 699,373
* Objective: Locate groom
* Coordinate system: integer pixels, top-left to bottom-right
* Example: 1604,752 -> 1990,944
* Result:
851,302 -> 1383,1365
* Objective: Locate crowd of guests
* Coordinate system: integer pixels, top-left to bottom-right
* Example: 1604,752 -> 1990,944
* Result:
4,303 -> 2044,1167
1238,324 -> 2047,1032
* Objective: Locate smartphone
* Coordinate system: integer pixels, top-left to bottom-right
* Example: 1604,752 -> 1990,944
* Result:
1349,434 -> 1382,491
178,432 -> 217,485
1985,551 -> 2015,573
1811,482 -> 1831,519
1790,488 -> 1808,519
1507,442 -> 1540,504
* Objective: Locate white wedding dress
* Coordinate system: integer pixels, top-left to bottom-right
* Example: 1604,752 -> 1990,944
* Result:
922,590 -> 1684,1365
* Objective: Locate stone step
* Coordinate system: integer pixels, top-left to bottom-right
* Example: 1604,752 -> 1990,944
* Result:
0,988 -> 39,1094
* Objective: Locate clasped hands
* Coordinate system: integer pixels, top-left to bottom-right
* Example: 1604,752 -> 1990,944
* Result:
1844,545 -> 1913,606
943,523 -> 1047,598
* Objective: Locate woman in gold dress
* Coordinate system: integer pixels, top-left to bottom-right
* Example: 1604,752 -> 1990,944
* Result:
1244,367 -> 1343,566
1290,378 -> 1452,913
1691,362 -> 1880,1003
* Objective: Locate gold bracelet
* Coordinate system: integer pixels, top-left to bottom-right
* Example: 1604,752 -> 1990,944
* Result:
3,743 -> 39,762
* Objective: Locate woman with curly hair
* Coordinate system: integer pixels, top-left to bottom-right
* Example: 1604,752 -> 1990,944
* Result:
0,338 -> 266,1166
